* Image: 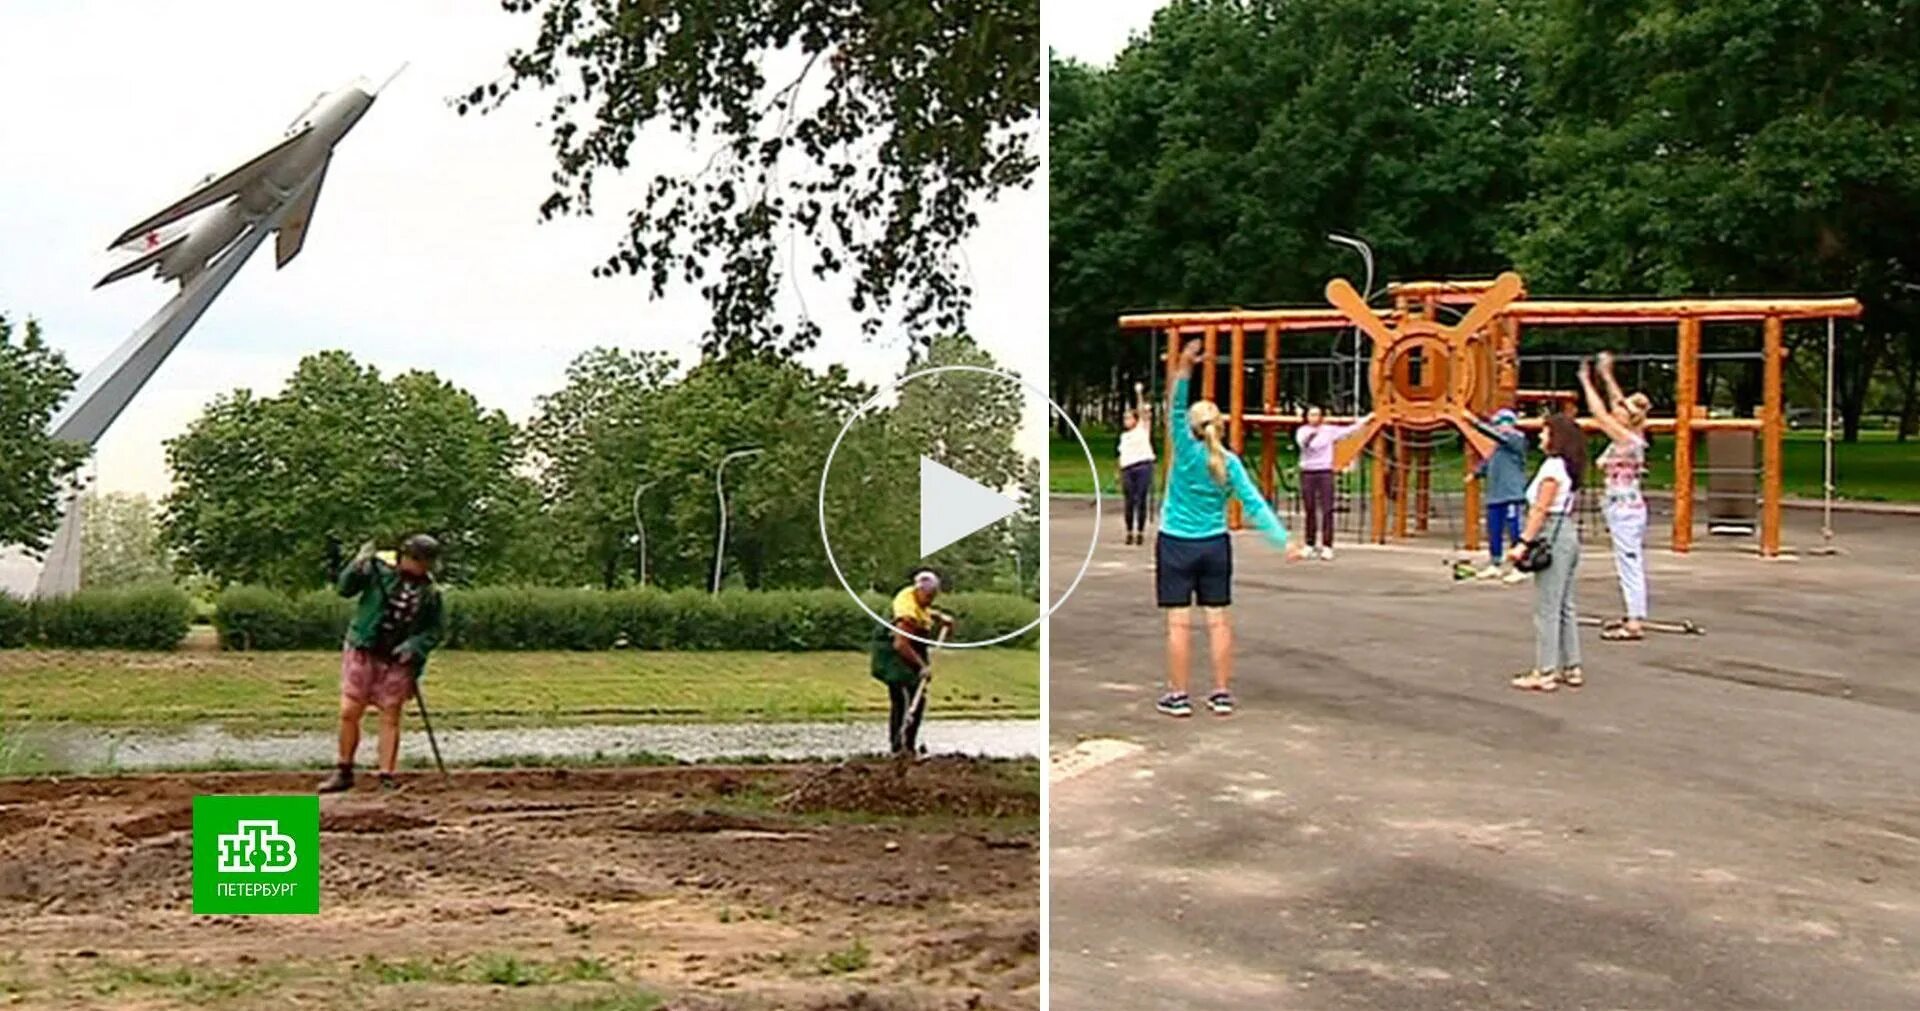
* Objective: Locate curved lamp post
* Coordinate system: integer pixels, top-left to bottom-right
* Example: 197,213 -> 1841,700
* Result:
1327,232 -> 1376,416
711,448 -> 764,593
631,478 -> 657,586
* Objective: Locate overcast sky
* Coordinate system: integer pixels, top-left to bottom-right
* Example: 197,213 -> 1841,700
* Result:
1047,0 -> 1169,66
0,1 -> 1047,497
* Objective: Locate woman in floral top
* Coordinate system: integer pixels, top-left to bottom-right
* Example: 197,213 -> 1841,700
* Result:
1579,351 -> 1652,641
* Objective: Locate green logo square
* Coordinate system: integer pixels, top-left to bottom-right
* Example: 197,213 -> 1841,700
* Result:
192,795 -> 320,915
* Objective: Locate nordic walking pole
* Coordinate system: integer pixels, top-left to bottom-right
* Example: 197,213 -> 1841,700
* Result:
413,680 -> 450,782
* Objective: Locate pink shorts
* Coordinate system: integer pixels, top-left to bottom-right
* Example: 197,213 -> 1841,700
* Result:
340,648 -> 416,709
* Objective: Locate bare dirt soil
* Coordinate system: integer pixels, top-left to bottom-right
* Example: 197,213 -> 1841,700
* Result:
0,759 -> 1038,1010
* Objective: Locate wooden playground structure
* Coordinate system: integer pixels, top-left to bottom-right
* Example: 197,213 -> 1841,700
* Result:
1119,273 -> 1862,558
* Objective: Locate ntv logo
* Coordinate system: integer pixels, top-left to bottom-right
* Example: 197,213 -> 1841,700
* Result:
216,819 -> 300,874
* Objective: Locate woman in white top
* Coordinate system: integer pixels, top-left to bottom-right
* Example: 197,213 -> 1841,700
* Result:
1508,412 -> 1587,691
1579,351 -> 1652,641
1117,381 -> 1156,545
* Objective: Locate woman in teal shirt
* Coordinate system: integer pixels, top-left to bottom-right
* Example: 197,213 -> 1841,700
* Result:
1155,340 -> 1301,717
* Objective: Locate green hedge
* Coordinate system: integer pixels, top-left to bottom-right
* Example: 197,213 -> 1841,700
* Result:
214,587 -> 353,651
215,586 -> 1039,652
0,594 -> 28,649
0,585 -> 195,650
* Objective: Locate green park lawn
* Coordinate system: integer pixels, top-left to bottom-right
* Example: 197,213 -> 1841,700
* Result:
0,648 -> 1038,733
1052,426 -> 1920,503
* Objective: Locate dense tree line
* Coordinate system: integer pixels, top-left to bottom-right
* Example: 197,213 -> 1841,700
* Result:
147,336 -> 1034,595
1052,0 -> 1920,439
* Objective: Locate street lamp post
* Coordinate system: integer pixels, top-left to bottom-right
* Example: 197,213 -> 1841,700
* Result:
1327,232 -> 1375,416
711,448 -> 764,593
631,478 -> 657,586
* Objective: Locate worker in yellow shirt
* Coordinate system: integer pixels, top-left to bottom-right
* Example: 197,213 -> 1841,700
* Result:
869,568 -> 955,756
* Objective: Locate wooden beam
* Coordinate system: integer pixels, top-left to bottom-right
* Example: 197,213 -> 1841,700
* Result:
1762,315 -> 1785,557
1118,296 -> 1862,335
1118,308 -> 1360,332
1244,412 -> 1761,433
1504,297 -> 1862,325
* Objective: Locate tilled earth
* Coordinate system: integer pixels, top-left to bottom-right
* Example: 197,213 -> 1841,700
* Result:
0,759 -> 1038,1010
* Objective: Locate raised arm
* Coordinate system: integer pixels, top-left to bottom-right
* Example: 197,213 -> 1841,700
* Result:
1225,455 -> 1294,552
1597,350 -> 1628,408
1579,361 -> 1635,443
1167,341 -> 1204,460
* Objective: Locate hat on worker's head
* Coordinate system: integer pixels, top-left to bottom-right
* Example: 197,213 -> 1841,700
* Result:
400,534 -> 441,565
1491,408 -> 1519,426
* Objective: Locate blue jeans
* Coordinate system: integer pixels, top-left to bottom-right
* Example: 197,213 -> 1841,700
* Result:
1486,500 -> 1523,562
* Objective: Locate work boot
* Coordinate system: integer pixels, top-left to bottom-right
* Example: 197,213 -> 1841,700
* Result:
316,764 -> 354,794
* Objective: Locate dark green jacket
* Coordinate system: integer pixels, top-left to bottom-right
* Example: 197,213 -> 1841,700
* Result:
337,558 -> 447,673
869,621 -> 929,688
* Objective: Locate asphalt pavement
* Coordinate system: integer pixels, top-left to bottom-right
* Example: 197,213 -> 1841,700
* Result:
1048,502 -> 1920,1010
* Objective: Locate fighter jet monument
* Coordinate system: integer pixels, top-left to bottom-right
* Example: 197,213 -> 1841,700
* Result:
0,71 -> 396,599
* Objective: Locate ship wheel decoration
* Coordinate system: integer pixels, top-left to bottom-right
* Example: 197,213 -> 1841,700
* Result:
1323,271 -> 1525,472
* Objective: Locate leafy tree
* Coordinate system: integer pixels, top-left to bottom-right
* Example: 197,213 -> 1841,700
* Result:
1511,0 -> 1920,439
1049,0 -> 1535,420
161,352 -> 525,589
466,0 -> 1040,355
81,492 -> 173,588
523,348 -> 680,586
895,334 -> 1029,591
0,315 -> 88,553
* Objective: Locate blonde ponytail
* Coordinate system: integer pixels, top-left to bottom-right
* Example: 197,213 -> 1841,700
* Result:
1187,400 -> 1229,486
1203,421 -> 1228,486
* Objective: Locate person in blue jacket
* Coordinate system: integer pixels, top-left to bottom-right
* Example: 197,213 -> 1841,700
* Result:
1155,340 -> 1301,717
1471,408 -> 1531,583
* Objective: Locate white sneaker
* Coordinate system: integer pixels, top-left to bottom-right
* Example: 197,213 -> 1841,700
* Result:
1319,547 -> 1334,561
1501,568 -> 1528,585
1476,565 -> 1502,580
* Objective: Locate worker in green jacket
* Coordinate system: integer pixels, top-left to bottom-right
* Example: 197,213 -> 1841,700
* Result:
318,534 -> 447,793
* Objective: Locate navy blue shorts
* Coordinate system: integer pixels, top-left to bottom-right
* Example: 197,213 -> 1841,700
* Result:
1155,532 -> 1232,608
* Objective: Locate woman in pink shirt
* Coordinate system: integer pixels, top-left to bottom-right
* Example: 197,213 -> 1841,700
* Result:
1294,406 -> 1371,560
1579,352 -> 1652,641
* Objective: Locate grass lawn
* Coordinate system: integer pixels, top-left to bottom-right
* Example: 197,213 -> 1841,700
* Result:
0,649 -> 1039,732
1053,425 -> 1920,502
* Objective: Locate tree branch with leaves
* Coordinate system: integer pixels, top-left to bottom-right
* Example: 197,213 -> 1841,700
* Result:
463,0 -> 1039,356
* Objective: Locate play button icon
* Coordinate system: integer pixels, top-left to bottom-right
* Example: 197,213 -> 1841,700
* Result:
919,457 -> 1019,557
818,363 -> 1100,648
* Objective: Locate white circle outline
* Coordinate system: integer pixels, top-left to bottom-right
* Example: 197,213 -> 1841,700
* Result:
816,364 -> 1102,648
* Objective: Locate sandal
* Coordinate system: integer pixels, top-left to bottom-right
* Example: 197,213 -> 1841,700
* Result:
1600,626 -> 1643,642
1510,670 -> 1558,692
1560,667 -> 1585,689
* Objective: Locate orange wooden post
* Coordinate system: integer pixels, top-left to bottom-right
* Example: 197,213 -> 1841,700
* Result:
1415,442 -> 1432,532
1393,428 -> 1410,539
1260,325 -> 1279,503
1762,315 -> 1785,557
1497,317 -> 1521,410
1370,438 -> 1388,544
1228,324 -> 1247,529
1673,317 -> 1700,553
1464,447 -> 1481,553
1201,326 -> 1219,402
